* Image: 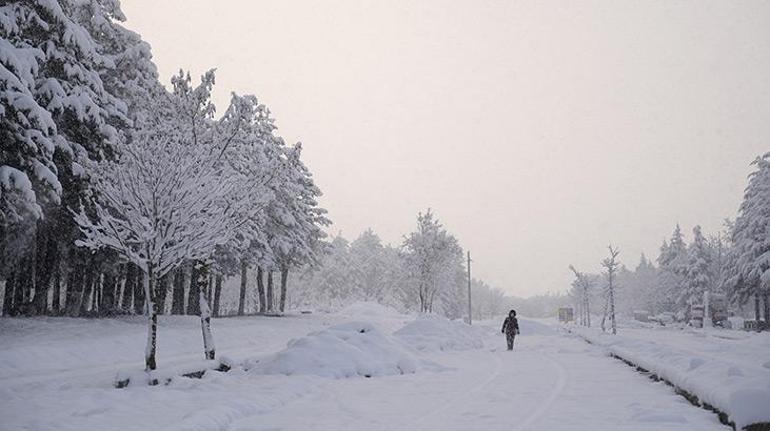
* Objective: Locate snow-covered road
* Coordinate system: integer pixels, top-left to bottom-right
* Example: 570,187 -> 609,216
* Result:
242,319 -> 725,431
0,309 -> 729,431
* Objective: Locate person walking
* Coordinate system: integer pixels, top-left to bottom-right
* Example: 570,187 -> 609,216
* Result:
501,309 -> 520,351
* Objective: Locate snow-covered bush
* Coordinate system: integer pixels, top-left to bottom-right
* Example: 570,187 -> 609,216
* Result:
248,322 -> 432,378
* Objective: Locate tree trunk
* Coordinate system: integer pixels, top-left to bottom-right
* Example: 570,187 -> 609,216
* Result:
279,266 -> 289,312
2,272 -> 15,316
52,266 -> 63,315
65,260 -> 85,316
197,263 -> 216,360
100,271 -> 117,316
156,273 -> 170,315
256,266 -> 266,313
143,263 -> 158,371
121,264 -> 135,313
238,259 -> 247,316
32,229 -> 57,315
92,273 -> 101,313
213,274 -> 223,318
763,292 -> 770,324
132,264 -> 145,315
187,262 -> 201,316
609,281 -> 617,335
600,294 -> 609,333
80,264 -> 97,316
755,292 -> 761,322
171,266 -> 186,315
17,257 -> 34,314
266,270 -> 274,312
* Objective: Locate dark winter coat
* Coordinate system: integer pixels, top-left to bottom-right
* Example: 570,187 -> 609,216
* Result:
502,316 -> 520,336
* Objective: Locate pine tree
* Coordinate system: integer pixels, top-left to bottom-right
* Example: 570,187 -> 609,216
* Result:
679,225 -> 712,311
732,153 -> 770,322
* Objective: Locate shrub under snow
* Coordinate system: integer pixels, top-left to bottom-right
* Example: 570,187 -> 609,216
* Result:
247,322 -> 433,378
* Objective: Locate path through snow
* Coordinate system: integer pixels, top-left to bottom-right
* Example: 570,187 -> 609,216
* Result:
0,312 -> 728,431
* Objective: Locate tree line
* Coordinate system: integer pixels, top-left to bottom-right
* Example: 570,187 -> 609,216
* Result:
0,1 -> 331,369
289,210 -> 470,319
568,155 -> 770,328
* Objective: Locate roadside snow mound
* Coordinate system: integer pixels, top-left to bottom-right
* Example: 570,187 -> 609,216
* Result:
394,314 -> 485,351
571,326 -> 770,430
248,322 -> 427,378
338,302 -> 404,318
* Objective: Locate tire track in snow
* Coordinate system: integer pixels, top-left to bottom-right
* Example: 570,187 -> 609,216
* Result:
411,350 -> 504,431
512,352 -> 568,431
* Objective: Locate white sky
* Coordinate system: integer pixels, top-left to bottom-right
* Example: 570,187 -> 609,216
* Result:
122,0 -> 770,297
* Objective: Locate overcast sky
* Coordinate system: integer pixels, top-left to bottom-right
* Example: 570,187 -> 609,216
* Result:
122,0 -> 770,298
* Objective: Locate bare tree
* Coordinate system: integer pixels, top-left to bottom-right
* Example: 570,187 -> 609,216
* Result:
600,245 -> 621,335
569,265 -> 593,327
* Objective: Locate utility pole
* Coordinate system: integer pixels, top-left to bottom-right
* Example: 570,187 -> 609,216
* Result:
467,251 -> 472,325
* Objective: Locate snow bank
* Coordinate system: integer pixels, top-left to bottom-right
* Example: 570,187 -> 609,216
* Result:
569,325 -> 770,430
394,314 -> 486,352
248,322 -> 433,378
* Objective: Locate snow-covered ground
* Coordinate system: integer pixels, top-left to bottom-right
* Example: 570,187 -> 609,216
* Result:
568,322 -> 770,430
0,306 -> 732,431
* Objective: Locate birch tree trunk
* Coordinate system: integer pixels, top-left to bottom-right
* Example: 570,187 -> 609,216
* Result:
144,263 -> 158,371
197,263 -> 216,360
608,274 -> 617,335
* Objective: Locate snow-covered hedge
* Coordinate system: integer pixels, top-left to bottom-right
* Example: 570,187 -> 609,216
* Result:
247,322 -> 437,378
569,326 -> 770,430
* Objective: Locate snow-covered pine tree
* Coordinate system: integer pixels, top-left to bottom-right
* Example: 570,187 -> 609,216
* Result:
655,225 -> 688,314
1,0 -> 160,316
732,153 -> 770,322
266,142 -> 329,312
679,225 -> 712,312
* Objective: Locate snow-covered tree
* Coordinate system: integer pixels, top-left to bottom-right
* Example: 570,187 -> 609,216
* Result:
402,210 -> 463,313
72,69 -> 262,369
569,265 -> 594,327
732,153 -> 770,322
678,225 -> 712,310
600,245 -> 620,334
265,143 -> 329,312
0,0 -> 161,316
349,229 -> 389,302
